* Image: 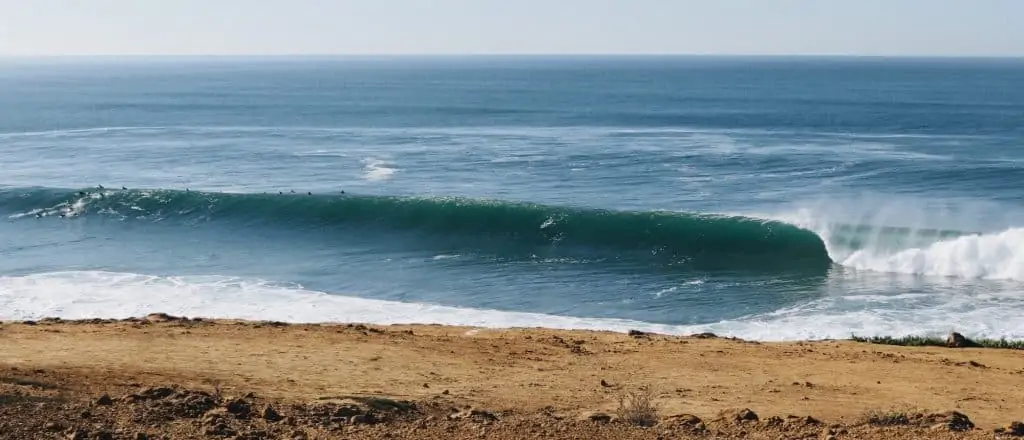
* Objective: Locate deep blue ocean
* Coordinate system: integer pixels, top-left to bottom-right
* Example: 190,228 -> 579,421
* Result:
2,56 -> 1023,340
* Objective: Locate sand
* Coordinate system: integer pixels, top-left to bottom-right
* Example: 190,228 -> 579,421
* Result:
2,316 -> 1023,439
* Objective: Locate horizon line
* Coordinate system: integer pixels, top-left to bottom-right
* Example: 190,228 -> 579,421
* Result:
2,53 -> 1024,60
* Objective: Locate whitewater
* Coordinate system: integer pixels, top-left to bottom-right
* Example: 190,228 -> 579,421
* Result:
2,56 -> 1024,341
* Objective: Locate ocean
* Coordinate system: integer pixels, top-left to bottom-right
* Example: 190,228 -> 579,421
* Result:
1,56 -> 1023,340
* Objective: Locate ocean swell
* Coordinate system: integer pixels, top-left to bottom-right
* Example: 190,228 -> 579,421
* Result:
1,187 -> 830,271
4,187 -> 1022,280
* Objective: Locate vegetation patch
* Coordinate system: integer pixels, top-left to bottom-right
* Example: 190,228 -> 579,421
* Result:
850,335 -> 1024,350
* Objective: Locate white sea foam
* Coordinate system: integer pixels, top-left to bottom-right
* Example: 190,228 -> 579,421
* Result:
839,227 -> 1024,281
361,158 -> 397,181
767,206 -> 1024,282
3,271 -> 1023,341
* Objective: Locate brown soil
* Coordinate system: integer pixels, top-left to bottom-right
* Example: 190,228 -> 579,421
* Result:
2,316 -> 1024,439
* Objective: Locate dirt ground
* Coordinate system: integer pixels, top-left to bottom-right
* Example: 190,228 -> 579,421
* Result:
2,315 -> 1023,439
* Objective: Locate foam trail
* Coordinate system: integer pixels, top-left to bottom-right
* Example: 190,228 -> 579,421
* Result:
771,208 -> 1024,281
362,158 -> 397,181
840,228 -> 1024,280
3,271 -> 1023,340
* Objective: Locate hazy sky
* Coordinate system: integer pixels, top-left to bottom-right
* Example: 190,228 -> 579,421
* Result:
1,0 -> 1022,56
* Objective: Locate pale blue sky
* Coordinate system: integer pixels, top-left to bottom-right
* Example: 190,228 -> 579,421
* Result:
1,0 -> 1022,56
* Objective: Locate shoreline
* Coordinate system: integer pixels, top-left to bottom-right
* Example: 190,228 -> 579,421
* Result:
3,315 -> 1023,439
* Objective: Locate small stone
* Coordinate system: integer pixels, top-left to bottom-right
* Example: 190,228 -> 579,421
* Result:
43,422 -> 62,431
262,405 -> 283,422
204,423 -> 236,437
718,408 -> 758,423
628,329 -> 649,338
145,313 -> 178,323
134,433 -> 149,440
350,414 -> 375,425
95,394 -> 114,406
947,332 -> 971,348
663,413 -> 702,427
423,383 -> 429,388
581,411 -> 613,424
94,431 -> 114,440
79,410 -> 91,419
225,398 -> 252,418
66,429 -> 89,440
600,379 -> 612,387
442,390 -> 450,395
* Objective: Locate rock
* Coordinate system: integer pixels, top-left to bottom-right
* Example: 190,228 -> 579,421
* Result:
946,332 -> 971,348
44,422 -> 63,431
692,332 -> 718,339
93,431 -> 114,440
79,410 -> 91,419
204,422 -> 236,437
600,379 -> 612,387
580,411 -> 614,424
628,329 -> 649,338
802,415 -> 822,425
202,410 -> 227,426
786,415 -> 821,426
998,421 -> 1024,436
350,414 -> 376,425
145,313 -> 180,323
66,429 -> 89,440
928,411 -> 974,432
134,434 -> 149,440
663,413 -> 702,427
763,416 -> 784,427
262,405 -> 283,422
717,408 -> 758,423
138,387 -> 175,400
95,394 -> 114,406
450,408 -> 499,423
225,398 -> 252,418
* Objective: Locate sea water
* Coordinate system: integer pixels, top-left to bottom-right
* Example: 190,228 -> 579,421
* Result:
2,56 -> 1023,340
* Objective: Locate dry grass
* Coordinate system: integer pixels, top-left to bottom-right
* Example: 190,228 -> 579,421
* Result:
861,407 -> 916,426
615,385 -> 659,427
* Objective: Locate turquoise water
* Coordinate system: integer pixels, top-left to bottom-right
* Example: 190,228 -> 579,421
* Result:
2,56 -> 1023,339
